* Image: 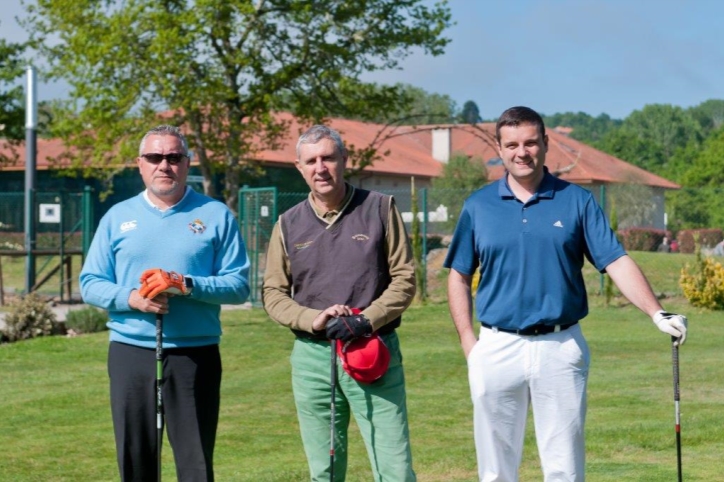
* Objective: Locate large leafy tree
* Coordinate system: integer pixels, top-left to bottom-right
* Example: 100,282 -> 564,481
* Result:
24,0 -> 452,209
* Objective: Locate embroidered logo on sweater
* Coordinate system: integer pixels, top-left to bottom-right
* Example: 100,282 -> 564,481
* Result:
294,240 -> 314,250
553,220 -> 564,228
352,234 -> 369,241
120,220 -> 137,232
189,219 -> 206,234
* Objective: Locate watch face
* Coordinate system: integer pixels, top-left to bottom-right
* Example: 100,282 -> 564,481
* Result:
184,277 -> 193,292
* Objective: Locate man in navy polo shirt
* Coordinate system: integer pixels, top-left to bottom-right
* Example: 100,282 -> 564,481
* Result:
445,106 -> 688,482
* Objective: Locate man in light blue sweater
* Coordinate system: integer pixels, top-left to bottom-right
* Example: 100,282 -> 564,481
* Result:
80,125 -> 250,482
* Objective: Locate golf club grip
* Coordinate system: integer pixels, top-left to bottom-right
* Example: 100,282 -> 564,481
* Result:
671,337 -> 680,402
156,314 -> 164,361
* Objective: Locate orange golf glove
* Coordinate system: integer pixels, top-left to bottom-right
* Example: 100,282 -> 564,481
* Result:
138,268 -> 186,299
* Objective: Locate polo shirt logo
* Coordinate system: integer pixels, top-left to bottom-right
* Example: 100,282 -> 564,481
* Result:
553,220 -> 564,228
189,219 -> 206,234
120,220 -> 137,232
294,240 -> 314,250
352,234 -> 369,241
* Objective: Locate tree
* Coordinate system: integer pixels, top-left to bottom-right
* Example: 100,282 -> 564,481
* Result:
458,100 -> 482,124
595,129 -> 667,174
618,104 -> 703,162
321,83 -> 458,125
24,0 -> 452,210
543,111 -> 621,143
0,35 -> 26,145
683,125 -> 724,187
688,99 -> 724,137
431,152 -> 487,231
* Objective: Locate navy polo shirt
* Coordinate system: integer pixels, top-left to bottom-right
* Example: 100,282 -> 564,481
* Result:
444,170 -> 625,330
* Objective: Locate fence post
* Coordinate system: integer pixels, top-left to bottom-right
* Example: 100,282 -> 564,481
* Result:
600,184 -> 606,295
82,186 -> 94,260
59,190 -> 65,302
421,188 -> 428,300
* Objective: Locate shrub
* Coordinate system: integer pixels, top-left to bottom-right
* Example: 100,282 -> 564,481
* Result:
680,247 -> 724,310
1,293 -> 58,342
677,229 -> 724,254
64,306 -> 108,334
617,228 -> 670,252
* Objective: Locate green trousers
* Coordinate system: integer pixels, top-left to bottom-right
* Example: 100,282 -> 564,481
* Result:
291,332 -> 416,482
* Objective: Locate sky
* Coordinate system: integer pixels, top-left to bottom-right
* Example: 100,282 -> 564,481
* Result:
2,0 -> 723,120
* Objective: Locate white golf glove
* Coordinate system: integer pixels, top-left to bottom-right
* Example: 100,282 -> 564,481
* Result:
652,310 -> 688,346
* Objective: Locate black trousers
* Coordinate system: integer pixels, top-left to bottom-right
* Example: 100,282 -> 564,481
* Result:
108,342 -> 222,482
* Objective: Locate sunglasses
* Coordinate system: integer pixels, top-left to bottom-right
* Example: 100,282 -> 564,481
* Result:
141,153 -> 188,165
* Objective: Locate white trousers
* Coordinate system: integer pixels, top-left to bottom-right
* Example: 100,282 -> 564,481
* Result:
468,324 -> 590,482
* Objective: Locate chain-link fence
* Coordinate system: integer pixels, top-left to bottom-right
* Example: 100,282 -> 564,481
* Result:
238,183 -> 724,304
0,190 -> 89,302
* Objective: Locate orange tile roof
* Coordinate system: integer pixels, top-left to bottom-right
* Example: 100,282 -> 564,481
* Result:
252,113 -> 443,178
396,123 -> 680,189
0,116 -> 679,189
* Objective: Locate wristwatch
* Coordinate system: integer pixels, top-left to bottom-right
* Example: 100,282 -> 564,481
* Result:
184,276 -> 194,296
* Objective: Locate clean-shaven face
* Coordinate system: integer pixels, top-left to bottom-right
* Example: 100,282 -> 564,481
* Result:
137,134 -> 189,201
497,123 -> 548,186
295,137 -> 347,201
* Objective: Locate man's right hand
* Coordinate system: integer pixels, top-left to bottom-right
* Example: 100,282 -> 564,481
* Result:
653,310 -> 688,346
128,290 -> 169,314
326,314 -> 372,341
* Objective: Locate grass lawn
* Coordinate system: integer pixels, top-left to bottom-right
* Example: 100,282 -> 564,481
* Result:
0,298 -> 721,481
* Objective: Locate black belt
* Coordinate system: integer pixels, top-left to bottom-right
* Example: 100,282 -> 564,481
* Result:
481,321 -> 578,336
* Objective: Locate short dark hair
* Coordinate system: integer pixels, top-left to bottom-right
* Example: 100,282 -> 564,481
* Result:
495,106 -> 546,143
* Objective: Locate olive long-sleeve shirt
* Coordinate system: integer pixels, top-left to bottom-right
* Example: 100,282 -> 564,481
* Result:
262,185 -> 416,334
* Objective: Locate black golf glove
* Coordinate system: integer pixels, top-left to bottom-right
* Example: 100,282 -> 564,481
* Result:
326,314 -> 372,342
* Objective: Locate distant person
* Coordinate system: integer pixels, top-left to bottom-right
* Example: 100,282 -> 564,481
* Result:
262,125 -> 417,481
657,236 -> 671,253
714,239 -> 724,257
445,106 -> 689,482
670,238 -> 679,253
80,125 -> 250,481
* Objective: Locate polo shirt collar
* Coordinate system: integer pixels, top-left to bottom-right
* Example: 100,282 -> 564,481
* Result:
308,183 -> 355,223
498,167 -> 556,200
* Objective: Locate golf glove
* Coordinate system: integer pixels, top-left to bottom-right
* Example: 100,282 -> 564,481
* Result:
139,268 -> 187,299
652,310 -> 688,345
326,314 -> 372,342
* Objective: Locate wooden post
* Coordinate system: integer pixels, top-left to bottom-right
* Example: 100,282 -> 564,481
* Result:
0,256 -> 4,306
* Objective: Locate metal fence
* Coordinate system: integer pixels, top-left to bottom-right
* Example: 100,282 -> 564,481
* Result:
0,189 -> 92,301
237,184 -> 724,304
237,186 -> 475,304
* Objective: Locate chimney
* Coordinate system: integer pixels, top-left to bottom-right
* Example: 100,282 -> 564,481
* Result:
431,128 -> 451,163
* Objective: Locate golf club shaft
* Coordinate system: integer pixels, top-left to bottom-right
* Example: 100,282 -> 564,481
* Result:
672,337 -> 682,482
330,339 -> 337,482
156,313 -> 164,482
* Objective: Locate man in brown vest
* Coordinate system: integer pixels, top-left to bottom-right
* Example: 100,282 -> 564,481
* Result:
262,125 -> 417,481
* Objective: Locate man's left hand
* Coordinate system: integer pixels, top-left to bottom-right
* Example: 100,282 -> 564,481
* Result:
653,310 -> 688,346
326,314 -> 372,342
139,268 -> 186,299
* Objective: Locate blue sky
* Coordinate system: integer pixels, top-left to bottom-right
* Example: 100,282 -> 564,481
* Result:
3,0 -> 723,120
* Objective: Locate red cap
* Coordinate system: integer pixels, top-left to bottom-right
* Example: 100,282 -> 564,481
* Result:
336,334 -> 390,384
